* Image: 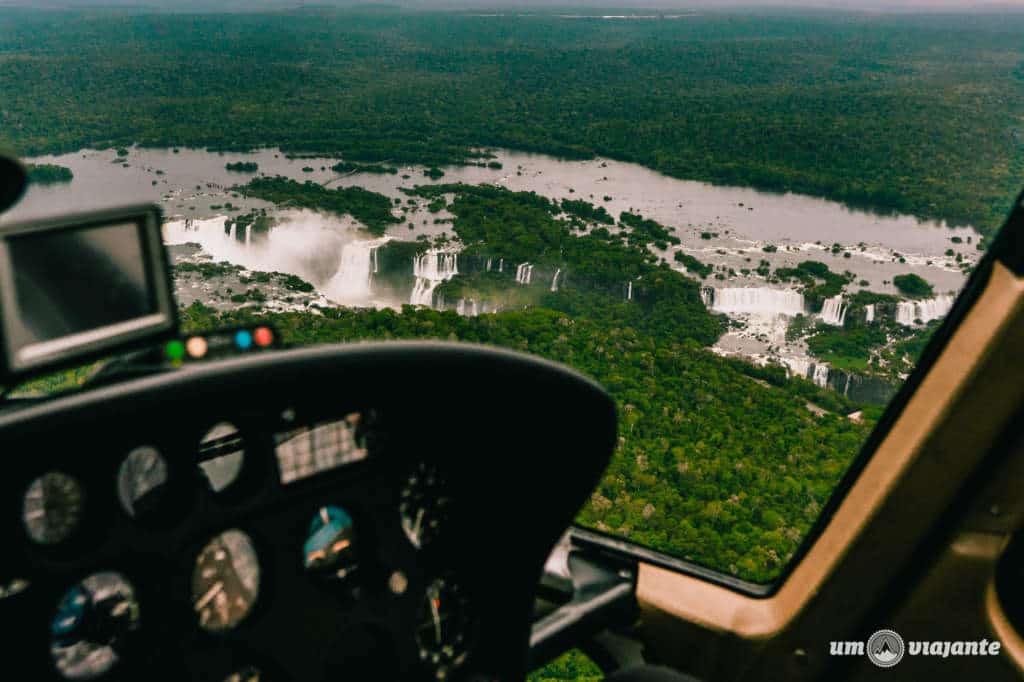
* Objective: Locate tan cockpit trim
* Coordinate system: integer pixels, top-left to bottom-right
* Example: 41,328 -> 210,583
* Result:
636,261 -> 1024,676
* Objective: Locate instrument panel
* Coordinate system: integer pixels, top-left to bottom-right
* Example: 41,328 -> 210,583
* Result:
0,343 -> 617,682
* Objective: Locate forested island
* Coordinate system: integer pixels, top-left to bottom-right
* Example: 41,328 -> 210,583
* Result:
1,8 -> 1022,234
25,163 -> 73,184
225,161 -> 258,173
236,176 -> 401,235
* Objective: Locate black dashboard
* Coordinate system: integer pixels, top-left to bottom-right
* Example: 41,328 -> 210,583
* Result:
0,342 -> 617,682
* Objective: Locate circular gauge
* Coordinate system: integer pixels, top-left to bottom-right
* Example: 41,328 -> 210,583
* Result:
192,529 -> 260,633
303,506 -> 357,579
399,462 -> 449,549
117,446 -> 169,519
198,423 -> 245,493
50,571 -> 140,680
23,472 -> 84,545
415,577 -> 472,679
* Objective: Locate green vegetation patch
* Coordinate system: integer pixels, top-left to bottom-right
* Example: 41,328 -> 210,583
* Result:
236,176 -> 400,236
331,161 -> 398,175
25,163 -> 73,184
561,198 -> 614,225
225,161 -> 258,172
775,260 -> 851,307
674,251 -> 713,279
893,273 -> 934,299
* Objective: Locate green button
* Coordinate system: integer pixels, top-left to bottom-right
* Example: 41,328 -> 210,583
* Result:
165,339 -> 185,361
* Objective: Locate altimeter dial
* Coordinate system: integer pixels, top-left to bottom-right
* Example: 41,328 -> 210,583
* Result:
23,472 -> 84,545
415,577 -> 472,680
399,461 -> 449,549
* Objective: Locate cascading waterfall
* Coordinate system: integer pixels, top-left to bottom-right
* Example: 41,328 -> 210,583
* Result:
245,225 -> 251,246
323,237 -> 390,302
819,296 -> 847,326
700,287 -> 715,308
627,281 -> 633,301
865,304 -> 875,323
515,263 -> 534,285
550,268 -> 562,292
704,287 -> 805,316
410,250 -> 459,307
782,357 -> 811,379
895,295 -> 954,326
499,258 -> 504,273
781,357 -> 829,388
456,299 -> 480,316
485,258 -> 492,272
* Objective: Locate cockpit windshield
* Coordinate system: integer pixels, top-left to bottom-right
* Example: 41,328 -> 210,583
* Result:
1,3 -> 1017,589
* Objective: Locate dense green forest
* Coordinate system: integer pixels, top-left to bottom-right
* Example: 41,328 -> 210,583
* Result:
1,8 -> 1022,233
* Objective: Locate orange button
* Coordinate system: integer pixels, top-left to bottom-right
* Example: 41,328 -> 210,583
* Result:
253,327 -> 274,347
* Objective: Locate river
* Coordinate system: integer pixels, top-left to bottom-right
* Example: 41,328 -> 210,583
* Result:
3,145 -> 982,393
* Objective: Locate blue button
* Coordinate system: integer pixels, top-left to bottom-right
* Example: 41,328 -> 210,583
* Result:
235,330 -> 253,349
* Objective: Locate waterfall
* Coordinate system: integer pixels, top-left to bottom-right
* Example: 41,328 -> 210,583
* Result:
865,304 -> 875,323
819,296 -> 847,326
499,258 -> 504,273
781,357 -> 830,388
627,281 -> 633,301
323,237 -> 389,302
705,288 -> 804,316
550,268 -> 562,292
782,357 -> 811,379
486,258 -> 493,272
895,295 -> 954,326
410,250 -> 459,307
245,225 -> 251,246
456,298 -> 480,316
515,263 -> 534,285
843,373 -> 852,396
700,287 -> 715,308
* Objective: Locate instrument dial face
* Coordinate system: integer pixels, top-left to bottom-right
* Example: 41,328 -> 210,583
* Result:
198,422 -> 246,493
399,462 -> 449,549
303,506 -> 357,579
23,472 -> 84,545
415,577 -> 472,680
192,530 -> 260,633
50,572 -> 140,680
117,446 -> 169,519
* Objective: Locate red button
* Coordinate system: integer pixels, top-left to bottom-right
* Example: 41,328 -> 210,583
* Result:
253,327 -> 274,347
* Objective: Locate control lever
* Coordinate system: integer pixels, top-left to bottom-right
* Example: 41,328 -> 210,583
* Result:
529,548 -> 637,668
